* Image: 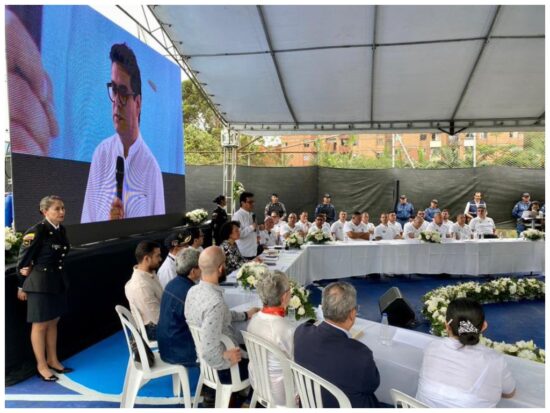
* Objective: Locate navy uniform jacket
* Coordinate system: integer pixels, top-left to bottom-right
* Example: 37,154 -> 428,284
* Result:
294,321 -> 380,408
396,202 -> 415,222
423,207 -> 440,222
315,203 -> 336,224
17,219 -> 71,294
211,206 -> 228,245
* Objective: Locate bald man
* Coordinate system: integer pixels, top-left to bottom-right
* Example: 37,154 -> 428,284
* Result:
184,246 -> 259,384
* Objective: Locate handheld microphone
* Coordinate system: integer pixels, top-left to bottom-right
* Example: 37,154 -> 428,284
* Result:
116,156 -> 124,201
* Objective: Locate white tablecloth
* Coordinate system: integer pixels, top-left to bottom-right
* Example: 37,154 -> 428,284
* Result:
228,290 -> 544,409
353,318 -> 544,408
282,239 -> 544,285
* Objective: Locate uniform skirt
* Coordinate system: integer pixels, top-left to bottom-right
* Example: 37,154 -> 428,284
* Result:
26,291 -> 67,323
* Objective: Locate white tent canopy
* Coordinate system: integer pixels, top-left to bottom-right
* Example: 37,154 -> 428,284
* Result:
150,5 -> 544,134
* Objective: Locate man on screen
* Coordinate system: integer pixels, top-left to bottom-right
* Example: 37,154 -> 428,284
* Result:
81,43 -> 165,223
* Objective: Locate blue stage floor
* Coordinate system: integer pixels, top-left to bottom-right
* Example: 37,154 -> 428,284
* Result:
6,273 -> 544,408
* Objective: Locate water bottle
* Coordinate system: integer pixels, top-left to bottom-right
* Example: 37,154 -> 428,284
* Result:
379,313 -> 392,346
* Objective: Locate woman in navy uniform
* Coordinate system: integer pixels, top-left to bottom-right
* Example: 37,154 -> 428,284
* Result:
211,195 -> 228,245
16,195 -> 73,381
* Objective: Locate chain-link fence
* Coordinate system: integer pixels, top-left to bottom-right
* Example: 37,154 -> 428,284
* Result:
185,131 -> 544,169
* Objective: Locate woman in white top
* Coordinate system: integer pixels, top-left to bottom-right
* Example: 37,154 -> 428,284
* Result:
416,298 -> 516,408
247,270 -> 296,407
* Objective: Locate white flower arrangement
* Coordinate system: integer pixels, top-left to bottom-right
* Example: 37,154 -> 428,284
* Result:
305,230 -> 332,244
232,181 -> 245,202
5,227 -> 22,262
185,208 -> 209,224
288,279 -> 316,321
422,277 -> 545,363
521,229 -> 545,241
419,230 -> 441,243
285,232 -> 304,249
236,262 -> 270,289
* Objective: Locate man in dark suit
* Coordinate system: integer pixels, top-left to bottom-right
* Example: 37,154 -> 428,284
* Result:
294,281 -> 380,408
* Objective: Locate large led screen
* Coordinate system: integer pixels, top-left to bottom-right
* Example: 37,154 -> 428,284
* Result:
6,5 -> 184,229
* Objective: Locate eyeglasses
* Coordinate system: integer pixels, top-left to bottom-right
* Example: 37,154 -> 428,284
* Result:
107,82 -> 137,106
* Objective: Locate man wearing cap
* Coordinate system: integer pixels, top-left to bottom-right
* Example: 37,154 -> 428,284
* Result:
512,192 -> 532,237
158,230 -> 191,289
315,193 -> 336,224
423,200 -> 441,223
396,195 -> 415,228
264,193 -> 287,221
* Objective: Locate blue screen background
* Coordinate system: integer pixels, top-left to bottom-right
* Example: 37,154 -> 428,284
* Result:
41,6 -> 184,175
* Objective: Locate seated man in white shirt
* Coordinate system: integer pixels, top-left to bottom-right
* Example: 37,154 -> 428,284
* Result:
259,216 -> 279,247
158,230 -> 191,288
441,209 -> 454,230
469,206 -> 496,238
374,213 -> 401,240
361,212 -> 376,234
270,211 -> 283,240
279,212 -> 303,242
426,212 -> 452,238
416,210 -> 430,231
295,211 -> 312,234
344,211 -> 371,241
388,212 -> 403,237
308,214 -> 332,237
452,213 -> 473,240
403,216 -> 425,239
330,211 -> 348,241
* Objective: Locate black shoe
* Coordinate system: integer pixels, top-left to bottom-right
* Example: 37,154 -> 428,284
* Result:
48,365 -> 74,374
38,371 -> 58,382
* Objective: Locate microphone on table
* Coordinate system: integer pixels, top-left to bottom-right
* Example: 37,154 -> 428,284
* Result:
116,156 -> 124,201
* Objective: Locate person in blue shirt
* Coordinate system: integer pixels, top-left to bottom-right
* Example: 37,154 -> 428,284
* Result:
512,192 -> 532,237
424,199 -> 441,222
396,194 -> 415,228
157,248 -> 201,367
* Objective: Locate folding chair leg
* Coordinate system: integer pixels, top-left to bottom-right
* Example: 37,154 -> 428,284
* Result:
250,390 -> 258,408
214,384 -> 233,408
193,373 -> 204,408
178,370 -> 192,408
120,358 -> 132,406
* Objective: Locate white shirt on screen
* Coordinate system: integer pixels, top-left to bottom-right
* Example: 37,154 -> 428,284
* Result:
232,208 -> 258,257
259,229 -> 278,247
279,223 -> 300,242
388,221 -> 403,234
416,337 -> 515,408
307,224 -> 331,237
81,133 -> 165,223
295,221 -> 312,234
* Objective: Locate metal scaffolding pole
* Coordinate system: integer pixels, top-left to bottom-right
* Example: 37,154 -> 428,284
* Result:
221,128 -> 239,215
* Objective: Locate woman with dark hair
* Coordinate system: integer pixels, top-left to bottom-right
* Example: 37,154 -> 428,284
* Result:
211,195 -> 228,245
16,195 -> 73,381
416,298 -> 516,407
219,221 -> 248,273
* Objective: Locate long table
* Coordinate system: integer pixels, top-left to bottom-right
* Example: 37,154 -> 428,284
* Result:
265,239 -> 545,285
228,296 -> 544,408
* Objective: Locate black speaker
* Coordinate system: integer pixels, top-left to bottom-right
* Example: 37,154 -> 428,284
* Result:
379,287 -> 415,327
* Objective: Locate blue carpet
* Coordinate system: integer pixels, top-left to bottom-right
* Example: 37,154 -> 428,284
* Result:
5,376 -> 79,395
5,401 -> 182,408
61,331 -> 200,397
311,274 -> 545,348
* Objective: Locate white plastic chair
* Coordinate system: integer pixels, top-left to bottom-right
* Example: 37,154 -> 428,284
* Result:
115,305 -> 192,408
129,302 -> 158,349
289,360 -> 352,408
241,330 -> 296,408
188,324 -> 250,408
390,388 -> 429,408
